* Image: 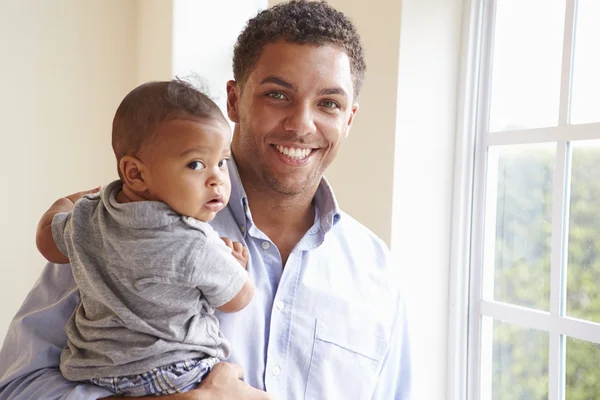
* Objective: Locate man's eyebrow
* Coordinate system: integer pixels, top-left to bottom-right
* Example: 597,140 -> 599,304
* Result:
318,87 -> 348,98
258,76 -> 297,91
259,76 -> 349,98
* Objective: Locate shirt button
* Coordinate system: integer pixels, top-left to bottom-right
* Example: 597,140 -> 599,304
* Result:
262,241 -> 270,250
272,365 -> 281,376
276,300 -> 284,311
240,225 -> 246,233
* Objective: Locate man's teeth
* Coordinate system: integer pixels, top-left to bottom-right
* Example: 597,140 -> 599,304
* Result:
275,145 -> 312,159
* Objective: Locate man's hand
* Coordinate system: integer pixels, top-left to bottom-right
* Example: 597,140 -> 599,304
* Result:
221,237 -> 249,268
105,362 -> 274,400
36,186 -> 101,264
63,186 -> 101,205
196,362 -> 275,399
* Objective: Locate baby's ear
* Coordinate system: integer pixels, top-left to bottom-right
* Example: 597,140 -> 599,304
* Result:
119,156 -> 148,192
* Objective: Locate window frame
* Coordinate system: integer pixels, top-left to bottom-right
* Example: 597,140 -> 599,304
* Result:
449,0 -> 600,399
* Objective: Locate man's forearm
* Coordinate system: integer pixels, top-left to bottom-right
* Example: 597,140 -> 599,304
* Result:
36,198 -> 73,264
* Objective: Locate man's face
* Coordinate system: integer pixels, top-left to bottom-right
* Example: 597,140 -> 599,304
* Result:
227,40 -> 358,196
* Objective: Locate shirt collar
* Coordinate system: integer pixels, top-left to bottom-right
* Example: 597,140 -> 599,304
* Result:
100,180 -> 182,229
227,158 -> 342,236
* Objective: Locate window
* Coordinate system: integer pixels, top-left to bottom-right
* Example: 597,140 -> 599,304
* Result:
464,1 -> 600,399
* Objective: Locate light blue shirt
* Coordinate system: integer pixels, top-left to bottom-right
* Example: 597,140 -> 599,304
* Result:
0,161 -> 411,399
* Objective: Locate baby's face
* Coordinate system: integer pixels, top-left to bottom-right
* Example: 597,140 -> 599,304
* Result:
139,117 -> 232,222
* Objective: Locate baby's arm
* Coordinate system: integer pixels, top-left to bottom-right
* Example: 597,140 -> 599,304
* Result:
217,237 -> 255,313
194,235 -> 255,314
217,274 -> 255,313
36,187 -> 100,264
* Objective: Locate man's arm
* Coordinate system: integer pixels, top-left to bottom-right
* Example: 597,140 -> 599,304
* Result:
371,293 -> 412,400
36,188 -> 100,265
0,262 -> 114,400
0,263 -> 271,400
36,198 -> 75,264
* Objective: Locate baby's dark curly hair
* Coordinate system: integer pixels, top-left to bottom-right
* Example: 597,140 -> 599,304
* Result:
233,0 -> 366,98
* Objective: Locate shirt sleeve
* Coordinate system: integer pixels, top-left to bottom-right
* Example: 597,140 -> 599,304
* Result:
51,212 -> 72,257
190,234 -> 249,308
371,292 -> 412,400
0,262 -> 113,400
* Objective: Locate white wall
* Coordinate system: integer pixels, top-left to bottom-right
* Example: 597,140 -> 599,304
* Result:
392,0 -> 464,399
172,0 -> 267,114
0,0 -> 138,341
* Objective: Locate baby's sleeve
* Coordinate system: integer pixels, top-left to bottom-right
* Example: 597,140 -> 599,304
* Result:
191,235 -> 249,308
51,212 -> 72,257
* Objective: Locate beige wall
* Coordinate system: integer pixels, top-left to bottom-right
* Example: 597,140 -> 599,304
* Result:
0,0 -> 138,341
137,0 -> 173,83
267,0 -> 464,398
268,0 -> 400,247
0,1 -> 464,397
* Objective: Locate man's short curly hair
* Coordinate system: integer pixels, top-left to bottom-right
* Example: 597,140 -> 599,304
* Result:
233,0 -> 366,98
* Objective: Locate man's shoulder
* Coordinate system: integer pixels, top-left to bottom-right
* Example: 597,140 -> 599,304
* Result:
334,211 -> 389,253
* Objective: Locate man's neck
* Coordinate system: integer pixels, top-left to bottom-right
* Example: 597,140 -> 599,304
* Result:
242,178 -> 318,266
246,185 -> 315,229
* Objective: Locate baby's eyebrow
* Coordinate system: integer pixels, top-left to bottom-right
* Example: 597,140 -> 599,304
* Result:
179,146 -> 211,157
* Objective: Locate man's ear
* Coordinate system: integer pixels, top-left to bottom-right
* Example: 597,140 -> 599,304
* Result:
226,80 -> 241,123
119,156 -> 149,192
344,103 -> 359,138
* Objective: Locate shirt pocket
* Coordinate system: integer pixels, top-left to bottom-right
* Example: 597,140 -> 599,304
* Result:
305,317 -> 388,400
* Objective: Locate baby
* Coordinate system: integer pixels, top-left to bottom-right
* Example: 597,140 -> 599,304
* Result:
36,79 -> 255,396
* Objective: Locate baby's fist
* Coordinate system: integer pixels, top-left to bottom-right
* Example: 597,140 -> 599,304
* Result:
221,237 -> 249,268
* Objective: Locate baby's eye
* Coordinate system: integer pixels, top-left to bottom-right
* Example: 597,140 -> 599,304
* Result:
218,158 -> 229,169
187,161 -> 205,170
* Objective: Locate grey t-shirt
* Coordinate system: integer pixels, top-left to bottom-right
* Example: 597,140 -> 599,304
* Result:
52,180 -> 248,380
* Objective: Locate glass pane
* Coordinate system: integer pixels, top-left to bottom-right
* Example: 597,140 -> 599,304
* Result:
488,0 -> 565,132
483,319 -> 549,400
566,337 -> 600,400
566,141 -> 600,323
484,144 -> 555,310
570,0 -> 600,124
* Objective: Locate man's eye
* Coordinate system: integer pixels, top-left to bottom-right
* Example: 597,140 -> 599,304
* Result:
320,100 -> 340,109
187,161 -> 205,170
218,158 -> 229,168
267,92 -> 286,100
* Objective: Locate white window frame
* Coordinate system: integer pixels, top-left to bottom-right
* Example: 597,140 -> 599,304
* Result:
448,1 -> 600,399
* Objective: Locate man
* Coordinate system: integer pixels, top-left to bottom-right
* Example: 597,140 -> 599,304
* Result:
0,1 -> 411,399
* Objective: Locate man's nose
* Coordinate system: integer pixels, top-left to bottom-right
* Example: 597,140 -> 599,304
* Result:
283,101 -> 316,137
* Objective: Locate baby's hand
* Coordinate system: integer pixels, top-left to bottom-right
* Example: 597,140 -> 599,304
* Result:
221,237 -> 249,268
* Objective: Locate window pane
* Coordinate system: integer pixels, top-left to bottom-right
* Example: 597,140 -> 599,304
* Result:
570,0 -> 600,124
484,144 -> 555,310
488,0 -> 565,132
486,319 -> 549,400
566,140 -> 600,323
566,337 -> 600,400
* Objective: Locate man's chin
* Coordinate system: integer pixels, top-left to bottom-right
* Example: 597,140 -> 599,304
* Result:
265,176 -> 318,196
